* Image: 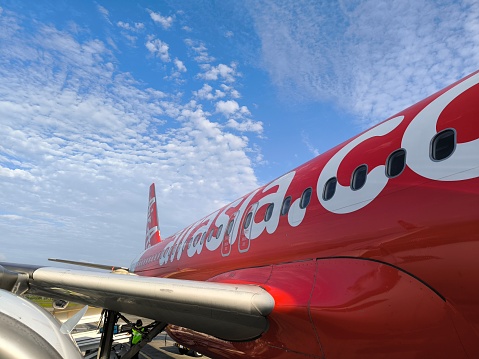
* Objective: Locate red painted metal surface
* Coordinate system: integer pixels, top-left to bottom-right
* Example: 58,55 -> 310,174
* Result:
309,258 -> 468,359
134,70 -> 479,358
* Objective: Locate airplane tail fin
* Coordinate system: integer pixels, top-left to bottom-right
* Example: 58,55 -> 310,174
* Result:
145,183 -> 162,249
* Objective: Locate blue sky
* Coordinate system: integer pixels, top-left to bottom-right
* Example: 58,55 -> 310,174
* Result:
1,0 -> 478,266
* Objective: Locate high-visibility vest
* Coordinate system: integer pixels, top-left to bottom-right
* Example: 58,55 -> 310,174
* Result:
131,327 -> 144,345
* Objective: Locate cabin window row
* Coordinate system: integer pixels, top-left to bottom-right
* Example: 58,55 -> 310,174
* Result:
322,128 -> 456,201
160,185 -> 322,256
143,129 -> 457,265
241,187 -> 313,229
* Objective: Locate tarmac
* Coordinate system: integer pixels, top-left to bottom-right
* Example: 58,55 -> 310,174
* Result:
138,333 -> 210,359
53,306 -> 211,358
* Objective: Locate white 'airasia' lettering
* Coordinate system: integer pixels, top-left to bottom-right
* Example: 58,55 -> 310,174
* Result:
228,189 -> 261,244
206,198 -> 242,252
287,195 -> 306,227
187,212 -> 217,257
316,116 -> 403,214
153,72 -> 479,267
402,72 -> 479,181
316,71 -> 479,215
248,172 -> 295,239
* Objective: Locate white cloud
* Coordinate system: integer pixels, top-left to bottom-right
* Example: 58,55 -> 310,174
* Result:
199,63 -> 238,82
148,10 -> 173,29
115,21 -> 145,44
220,84 -> 241,99
240,106 -> 251,116
117,21 -> 130,30
215,100 -> 261,134
226,119 -> 263,134
0,166 -> 35,181
215,100 -> 240,115
145,36 -> 170,62
184,39 -> 215,63
0,10 -> 260,266
301,132 -> 319,157
97,5 -> 109,18
249,0 -> 479,127
117,21 -> 144,32
0,8 -> 20,39
193,84 -> 225,100
0,214 -> 23,221
174,58 -> 187,72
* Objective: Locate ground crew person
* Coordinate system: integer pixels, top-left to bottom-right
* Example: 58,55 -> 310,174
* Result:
131,319 -> 145,359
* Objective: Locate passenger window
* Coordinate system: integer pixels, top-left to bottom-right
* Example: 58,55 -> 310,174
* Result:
264,203 -> 274,222
351,165 -> 367,190
300,187 -> 312,209
431,129 -> 456,161
281,196 -> 292,216
207,229 -> 214,242
322,177 -> 337,201
244,212 -> 253,229
194,233 -> 201,245
226,219 -> 234,235
386,149 -> 406,178
216,225 -> 223,238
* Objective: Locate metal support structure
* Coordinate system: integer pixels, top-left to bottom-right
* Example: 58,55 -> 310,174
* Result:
97,310 -> 118,359
121,321 -> 167,359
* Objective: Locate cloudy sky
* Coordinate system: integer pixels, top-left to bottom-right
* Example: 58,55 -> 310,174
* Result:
1,0 -> 478,267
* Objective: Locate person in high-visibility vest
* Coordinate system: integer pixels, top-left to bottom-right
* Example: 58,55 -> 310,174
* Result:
131,319 -> 145,359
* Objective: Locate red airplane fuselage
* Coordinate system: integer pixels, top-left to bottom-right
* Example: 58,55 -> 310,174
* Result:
132,71 -> 479,358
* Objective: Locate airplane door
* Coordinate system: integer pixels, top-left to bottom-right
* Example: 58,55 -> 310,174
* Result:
239,203 -> 258,253
221,211 -> 238,257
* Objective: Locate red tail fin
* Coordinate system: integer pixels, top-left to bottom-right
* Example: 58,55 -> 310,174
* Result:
145,183 -> 161,249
